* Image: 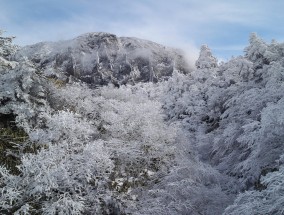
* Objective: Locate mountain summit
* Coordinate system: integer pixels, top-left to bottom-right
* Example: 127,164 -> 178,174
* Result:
16,32 -> 191,86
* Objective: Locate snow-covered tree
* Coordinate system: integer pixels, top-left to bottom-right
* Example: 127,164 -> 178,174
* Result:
0,30 -> 18,69
195,44 -> 218,69
224,165 -> 284,215
0,31 -> 113,214
6,110 -> 113,214
154,35 -> 284,214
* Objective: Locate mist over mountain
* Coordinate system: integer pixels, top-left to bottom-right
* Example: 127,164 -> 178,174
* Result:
1,31 -> 284,215
15,32 -> 191,86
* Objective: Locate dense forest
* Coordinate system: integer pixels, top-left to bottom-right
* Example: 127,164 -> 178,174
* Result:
0,31 -> 284,215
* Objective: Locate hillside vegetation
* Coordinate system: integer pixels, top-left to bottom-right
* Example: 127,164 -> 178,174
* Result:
0,31 -> 284,214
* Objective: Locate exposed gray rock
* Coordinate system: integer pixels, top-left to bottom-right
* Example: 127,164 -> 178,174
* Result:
15,32 -> 191,86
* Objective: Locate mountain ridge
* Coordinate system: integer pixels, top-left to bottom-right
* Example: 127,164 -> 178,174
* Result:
15,32 -> 192,86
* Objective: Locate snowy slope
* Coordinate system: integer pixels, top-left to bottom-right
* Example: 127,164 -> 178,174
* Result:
15,32 -> 191,86
3,30 -> 284,214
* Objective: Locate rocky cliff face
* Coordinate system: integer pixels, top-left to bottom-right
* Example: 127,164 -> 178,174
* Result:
15,32 -> 191,86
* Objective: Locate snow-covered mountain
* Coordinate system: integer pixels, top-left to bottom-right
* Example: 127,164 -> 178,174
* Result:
2,31 -> 284,215
15,32 -> 191,86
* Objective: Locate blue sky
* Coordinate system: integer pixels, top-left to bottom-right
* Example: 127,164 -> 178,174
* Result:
1,0 -> 284,61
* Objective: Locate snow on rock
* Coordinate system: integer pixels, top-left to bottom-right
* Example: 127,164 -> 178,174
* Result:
15,32 -> 191,86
